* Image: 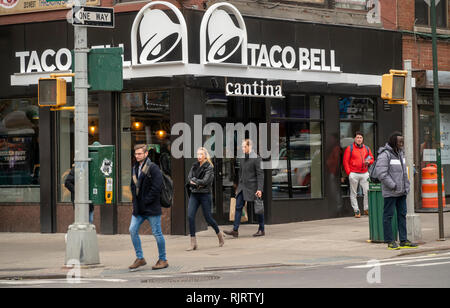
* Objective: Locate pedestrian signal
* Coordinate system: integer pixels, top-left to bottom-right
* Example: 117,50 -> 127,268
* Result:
381,70 -> 408,105
38,78 -> 67,107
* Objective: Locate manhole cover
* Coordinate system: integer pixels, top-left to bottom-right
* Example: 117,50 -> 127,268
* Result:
141,275 -> 220,284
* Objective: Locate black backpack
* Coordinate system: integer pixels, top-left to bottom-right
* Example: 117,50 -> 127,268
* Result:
368,149 -> 388,183
143,162 -> 173,208
160,172 -> 174,208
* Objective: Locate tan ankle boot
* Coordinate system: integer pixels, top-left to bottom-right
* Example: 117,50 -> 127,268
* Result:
217,231 -> 225,247
186,236 -> 197,251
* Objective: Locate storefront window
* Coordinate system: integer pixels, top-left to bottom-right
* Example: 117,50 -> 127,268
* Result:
339,96 -> 376,196
415,0 -> 448,28
58,95 -> 99,203
418,94 -> 450,207
271,95 -> 323,199
0,98 -> 40,202
120,91 -> 171,202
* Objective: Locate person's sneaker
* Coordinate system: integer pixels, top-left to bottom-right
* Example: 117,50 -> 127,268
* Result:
223,230 -> 239,238
399,240 -> 418,249
152,259 -> 169,270
354,211 -> 361,218
129,258 -> 147,271
387,242 -> 400,250
364,210 -> 369,216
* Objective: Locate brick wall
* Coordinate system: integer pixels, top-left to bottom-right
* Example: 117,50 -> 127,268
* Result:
403,35 -> 450,71
397,0 -> 415,30
380,0 -> 397,30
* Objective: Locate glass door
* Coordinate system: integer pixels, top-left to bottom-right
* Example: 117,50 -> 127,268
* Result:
205,92 -> 266,224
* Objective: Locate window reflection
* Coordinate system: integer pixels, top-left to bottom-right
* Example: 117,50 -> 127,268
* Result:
271,95 -> 323,199
0,98 -> 40,202
58,95 -> 100,202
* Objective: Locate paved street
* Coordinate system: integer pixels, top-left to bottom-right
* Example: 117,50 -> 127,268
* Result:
0,213 -> 449,289
1,250 -> 449,288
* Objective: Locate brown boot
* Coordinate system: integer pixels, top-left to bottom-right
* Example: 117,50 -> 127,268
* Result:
223,229 -> 239,238
152,259 -> 169,270
128,258 -> 146,271
217,231 -> 225,247
253,230 -> 265,237
186,236 -> 198,251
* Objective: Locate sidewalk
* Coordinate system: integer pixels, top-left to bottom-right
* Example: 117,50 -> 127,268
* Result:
0,212 -> 449,280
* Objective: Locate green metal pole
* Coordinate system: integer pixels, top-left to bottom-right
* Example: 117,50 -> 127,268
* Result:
430,0 -> 445,241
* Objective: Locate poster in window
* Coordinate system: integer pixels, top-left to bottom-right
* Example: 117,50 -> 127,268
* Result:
0,135 -> 36,185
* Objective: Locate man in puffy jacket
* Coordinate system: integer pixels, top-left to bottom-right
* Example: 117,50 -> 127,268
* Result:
376,132 -> 418,250
343,132 -> 374,217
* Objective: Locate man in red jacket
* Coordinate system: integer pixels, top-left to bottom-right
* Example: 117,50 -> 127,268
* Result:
343,132 -> 374,218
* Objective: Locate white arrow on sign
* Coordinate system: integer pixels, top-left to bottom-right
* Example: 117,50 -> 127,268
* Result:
424,0 -> 441,6
72,6 -> 114,28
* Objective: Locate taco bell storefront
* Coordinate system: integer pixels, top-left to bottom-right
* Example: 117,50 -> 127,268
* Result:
0,2 -> 404,235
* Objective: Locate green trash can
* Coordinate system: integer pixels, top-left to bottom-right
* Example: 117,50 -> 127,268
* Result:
368,182 -> 398,243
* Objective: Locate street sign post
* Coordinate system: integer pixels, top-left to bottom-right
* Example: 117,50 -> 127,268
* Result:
72,6 -> 114,28
429,0 -> 445,241
66,0 -> 101,266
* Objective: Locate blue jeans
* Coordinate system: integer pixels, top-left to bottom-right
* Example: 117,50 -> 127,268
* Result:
129,215 -> 166,261
233,192 -> 264,232
89,211 -> 94,224
188,193 -> 220,237
383,195 -> 407,243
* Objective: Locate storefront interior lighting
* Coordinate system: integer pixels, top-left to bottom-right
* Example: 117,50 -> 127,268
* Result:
89,122 -> 97,134
132,121 -> 144,130
156,129 -> 167,139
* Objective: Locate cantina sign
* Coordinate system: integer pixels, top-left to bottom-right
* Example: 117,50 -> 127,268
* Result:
226,80 -> 283,98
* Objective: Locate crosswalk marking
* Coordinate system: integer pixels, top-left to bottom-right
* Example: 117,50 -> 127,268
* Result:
405,260 -> 450,267
346,253 -> 450,269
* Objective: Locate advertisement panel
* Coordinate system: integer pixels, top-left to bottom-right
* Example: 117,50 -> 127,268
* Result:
0,0 -> 99,16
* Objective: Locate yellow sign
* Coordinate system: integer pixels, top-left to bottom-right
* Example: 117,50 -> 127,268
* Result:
0,0 -> 100,16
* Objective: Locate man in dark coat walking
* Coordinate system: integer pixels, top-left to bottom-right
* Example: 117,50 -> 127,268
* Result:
224,139 -> 265,238
128,144 -> 168,271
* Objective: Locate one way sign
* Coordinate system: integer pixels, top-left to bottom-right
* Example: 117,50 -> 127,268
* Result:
72,6 -> 114,28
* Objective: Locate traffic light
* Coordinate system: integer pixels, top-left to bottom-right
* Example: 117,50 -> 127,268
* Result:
38,77 -> 67,107
381,70 -> 408,105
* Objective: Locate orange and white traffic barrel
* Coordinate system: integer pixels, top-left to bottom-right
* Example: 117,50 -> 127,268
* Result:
422,163 -> 446,208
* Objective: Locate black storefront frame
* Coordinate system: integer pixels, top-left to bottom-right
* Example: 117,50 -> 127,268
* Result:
1,7 -> 406,234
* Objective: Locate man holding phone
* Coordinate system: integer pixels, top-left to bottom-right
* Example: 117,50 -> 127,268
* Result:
343,131 -> 374,218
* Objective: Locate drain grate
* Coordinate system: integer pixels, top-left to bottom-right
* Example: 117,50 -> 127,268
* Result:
141,275 -> 220,284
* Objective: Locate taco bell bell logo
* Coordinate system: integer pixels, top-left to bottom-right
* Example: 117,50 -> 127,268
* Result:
131,1 -> 188,65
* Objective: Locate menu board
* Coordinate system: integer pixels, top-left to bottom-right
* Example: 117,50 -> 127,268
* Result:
0,0 -> 99,16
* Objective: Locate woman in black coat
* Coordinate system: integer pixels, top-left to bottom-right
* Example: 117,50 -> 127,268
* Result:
186,147 -> 224,250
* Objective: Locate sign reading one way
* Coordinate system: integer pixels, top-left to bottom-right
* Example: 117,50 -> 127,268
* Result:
72,6 -> 114,28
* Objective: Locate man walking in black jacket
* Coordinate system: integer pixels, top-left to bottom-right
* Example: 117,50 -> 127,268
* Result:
128,144 -> 168,271
224,139 -> 265,238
